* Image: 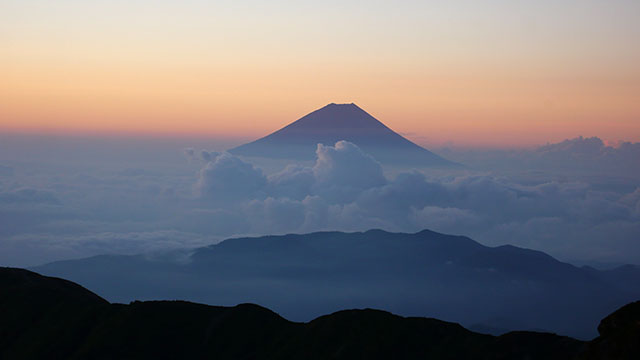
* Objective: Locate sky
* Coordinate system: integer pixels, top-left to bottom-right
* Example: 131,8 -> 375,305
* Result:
2,0 -> 639,147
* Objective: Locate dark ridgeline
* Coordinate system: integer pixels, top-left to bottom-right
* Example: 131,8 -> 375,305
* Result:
229,103 -> 457,166
580,300 -> 640,359
3,268 -> 639,359
0,267 -> 590,359
33,229 -> 640,339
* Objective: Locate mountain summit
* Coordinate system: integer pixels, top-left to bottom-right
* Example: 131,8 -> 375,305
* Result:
229,103 -> 455,166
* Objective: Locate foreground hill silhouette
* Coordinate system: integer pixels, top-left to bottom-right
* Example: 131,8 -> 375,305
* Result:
580,300 -> 640,359
33,229 -> 640,339
229,103 -> 456,166
0,267 -> 612,359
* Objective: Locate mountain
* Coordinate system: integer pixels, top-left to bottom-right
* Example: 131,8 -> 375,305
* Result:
33,229 -> 640,339
229,103 -> 456,166
579,300 -> 640,360
0,267 -> 592,359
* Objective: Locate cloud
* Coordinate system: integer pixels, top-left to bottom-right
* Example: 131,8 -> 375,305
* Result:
195,141 -> 387,204
436,136 -> 640,177
195,153 -> 267,202
313,141 -> 386,190
183,147 -> 196,160
0,188 -> 61,205
199,150 -> 220,162
267,165 -> 315,200
184,148 -> 220,163
530,137 -> 640,175
410,206 -> 481,232
0,165 -> 13,176
244,197 -> 307,233
621,188 -> 640,215
537,136 -> 607,158
244,195 -> 333,234
0,230 -> 210,267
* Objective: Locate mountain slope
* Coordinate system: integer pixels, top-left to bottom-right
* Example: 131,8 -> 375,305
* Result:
33,229 -> 640,339
579,300 -> 640,360
229,103 -> 456,166
0,267 -> 589,360
0,268 -> 109,359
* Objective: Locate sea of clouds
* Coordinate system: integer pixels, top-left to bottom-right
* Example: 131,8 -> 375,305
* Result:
0,135 -> 638,267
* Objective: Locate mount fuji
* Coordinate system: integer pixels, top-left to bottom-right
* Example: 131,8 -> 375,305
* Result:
229,103 -> 456,166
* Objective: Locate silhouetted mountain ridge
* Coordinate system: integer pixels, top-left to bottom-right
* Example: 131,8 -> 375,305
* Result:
3,268 -> 639,359
579,300 -> 640,360
0,267 -> 596,359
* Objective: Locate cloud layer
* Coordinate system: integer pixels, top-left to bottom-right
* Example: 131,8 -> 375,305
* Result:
1,136 -> 639,267
187,141 -> 640,264
436,136 -> 640,178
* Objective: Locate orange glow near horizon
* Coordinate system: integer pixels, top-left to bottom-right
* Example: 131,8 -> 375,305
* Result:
2,1 -> 639,148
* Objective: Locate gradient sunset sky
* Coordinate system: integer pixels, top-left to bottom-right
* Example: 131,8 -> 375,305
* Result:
2,0 -> 639,147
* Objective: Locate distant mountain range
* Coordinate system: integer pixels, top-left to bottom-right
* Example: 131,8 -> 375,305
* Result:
229,103 -> 456,166
3,267 -> 639,359
33,229 -> 640,339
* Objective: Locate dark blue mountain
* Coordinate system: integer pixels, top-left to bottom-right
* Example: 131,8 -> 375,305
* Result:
33,229 -> 640,339
229,103 -> 456,166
